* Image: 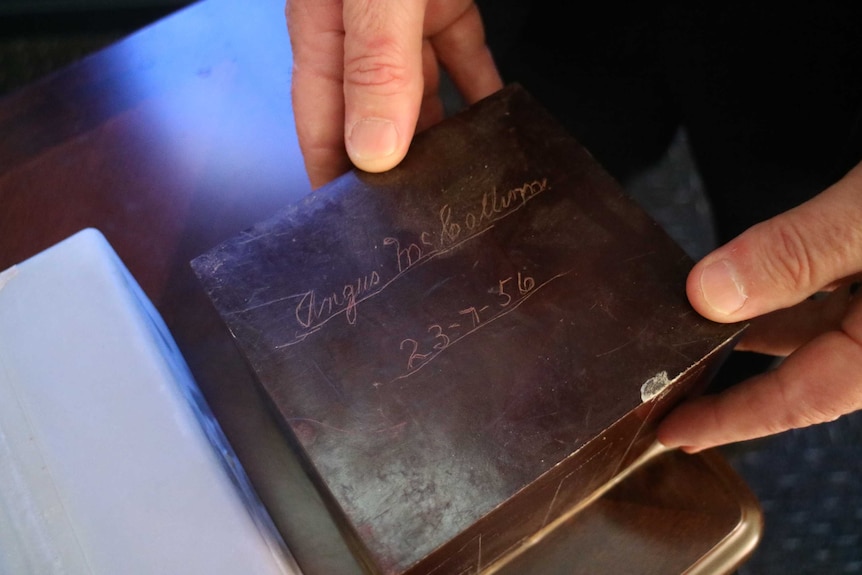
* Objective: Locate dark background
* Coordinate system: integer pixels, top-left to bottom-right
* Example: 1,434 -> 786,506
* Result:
0,0 -> 190,95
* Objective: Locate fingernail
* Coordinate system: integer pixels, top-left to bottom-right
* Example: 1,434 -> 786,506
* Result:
347,118 -> 398,161
700,259 -> 748,316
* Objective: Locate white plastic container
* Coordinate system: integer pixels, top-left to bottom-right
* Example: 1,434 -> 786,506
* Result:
0,228 -> 300,575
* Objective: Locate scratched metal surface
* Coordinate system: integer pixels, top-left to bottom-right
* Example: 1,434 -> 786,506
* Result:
192,85 -> 743,575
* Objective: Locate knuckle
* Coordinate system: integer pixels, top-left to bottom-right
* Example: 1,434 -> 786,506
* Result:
754,377 -> 797,437
762,219 -> 818,293
787,396 -> 842,429
772,360 -> 844,432
344,40 -> 410,90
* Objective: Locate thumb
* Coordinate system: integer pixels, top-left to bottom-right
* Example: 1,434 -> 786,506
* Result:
342,0 -> 427,174
687,165 -> 862,323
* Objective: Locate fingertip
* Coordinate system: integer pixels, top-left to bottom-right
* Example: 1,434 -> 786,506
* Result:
303,149 -> 353,190
654,435 -> 705,455
656,397 -> 712,453
655,423 -> 682,451
688,257 -> 749,322
346,117 -> 408,173
656,426 -> 705,454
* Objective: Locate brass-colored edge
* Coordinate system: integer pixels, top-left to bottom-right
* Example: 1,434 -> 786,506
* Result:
481,443 -> 763,575
683,450 -> 764,575
481,440 -> 672,575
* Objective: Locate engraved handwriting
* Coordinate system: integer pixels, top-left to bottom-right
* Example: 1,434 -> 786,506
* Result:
438,178 -> 549,247
383,237 -> 424,273
374,269 -> 571,387
275,178 -> 551,348
293,271 -> 381,328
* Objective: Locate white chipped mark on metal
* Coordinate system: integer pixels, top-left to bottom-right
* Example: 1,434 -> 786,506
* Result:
0,266 -> 19,292
640,371 -> 673,402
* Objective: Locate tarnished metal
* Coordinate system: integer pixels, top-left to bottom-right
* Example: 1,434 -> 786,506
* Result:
193,84 -> 745,575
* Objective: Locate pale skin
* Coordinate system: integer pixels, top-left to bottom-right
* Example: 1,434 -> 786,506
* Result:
286,0 -> 862,453
658,165 -> 862,453
286,0 -> 502,189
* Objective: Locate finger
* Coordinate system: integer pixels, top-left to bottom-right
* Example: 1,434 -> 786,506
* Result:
737,283 -> 855,356
427,1 -> 502,104
287,0 -> 351,188
658,295 -> 862,452
342,0 -> 428,173
687,163 -> 862,322
416,39 -> 445,133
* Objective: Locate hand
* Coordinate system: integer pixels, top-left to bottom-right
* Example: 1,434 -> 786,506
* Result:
658,161 -> 862,453
286,0 -> 503,188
